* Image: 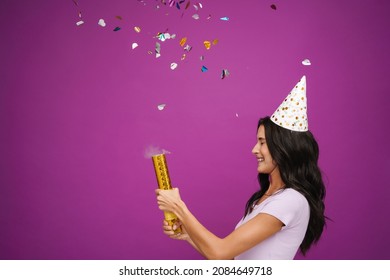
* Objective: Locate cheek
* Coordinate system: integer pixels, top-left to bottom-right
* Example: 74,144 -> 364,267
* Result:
260,146 -> 269,157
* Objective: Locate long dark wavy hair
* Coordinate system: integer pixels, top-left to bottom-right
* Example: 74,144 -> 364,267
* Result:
245,116 -> 326,255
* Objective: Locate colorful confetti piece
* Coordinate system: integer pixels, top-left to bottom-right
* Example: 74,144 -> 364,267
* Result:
179,37 -> 187,47
170,63 -> 178,70
157,32 -> 166,41
192,14 -> 200,20
157,32 -> 175,41
134,26 -> 141,33
212,39 -> 219,45
220,17 -> 229,21
271,4 -> 277,10
184,44 -> 192,52
201,65 -> 208,72
76,20 -> 84,26
200,55 -> 205,61
98,19 -> 106,27
132,43 -> 139,49
158,104 -> 166,110
203,41 -> 211,50
113,27 -> 121,31
302,59 -> 311,66
155,42 -> 161,58
221,69 -> 230,79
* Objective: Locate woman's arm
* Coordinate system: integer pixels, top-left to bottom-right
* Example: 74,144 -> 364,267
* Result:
156,188 -> 283,260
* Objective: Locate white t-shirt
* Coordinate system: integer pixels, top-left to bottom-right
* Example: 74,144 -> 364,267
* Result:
234,188 -> 310,260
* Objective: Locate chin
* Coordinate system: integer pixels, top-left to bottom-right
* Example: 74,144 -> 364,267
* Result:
257,167 -> 270,174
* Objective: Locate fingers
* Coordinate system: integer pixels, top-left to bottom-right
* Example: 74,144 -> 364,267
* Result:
162,220 -> 182,234
162,224 -> 176,237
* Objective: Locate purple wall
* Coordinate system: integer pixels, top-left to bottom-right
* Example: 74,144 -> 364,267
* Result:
1,0 -> 389,260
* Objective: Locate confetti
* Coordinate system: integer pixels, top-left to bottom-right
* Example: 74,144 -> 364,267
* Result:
221,69 -> 230,79
134,26 -> 141,33
302,59 -> 311,66
78,11 -> 82,18
169,0 -> 175,7
72,0 -> 79,6
235,113 -> 239,118
220,17 -> 229,21
212,39 -> 219,45
200,55 -> 205,61
132,43 -> 139,49
116,16 -> 123,20
184,44 -> 192,52
203,41 -> 211,50
157,32 -> 174,41
170,63 -> 178,70
192,14 -> 200,20
157,32 -> 167,41
113,27 -> 121,31
76,20 -> 84,26
185,1 -> 191,9
179,37 -> 187,47
201,65 -> 208,72
155,42 -> 161,58
207,14 -> 212,20
98,19 -> 106,27
181,54 -> 186,60
271,4 -> 277,10
157,104 -> 166,110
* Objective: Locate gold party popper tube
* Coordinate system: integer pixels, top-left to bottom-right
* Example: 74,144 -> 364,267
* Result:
152,154 -> 182,234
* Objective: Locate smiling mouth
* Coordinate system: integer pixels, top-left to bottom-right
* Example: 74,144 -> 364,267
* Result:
257,157 -> 264,162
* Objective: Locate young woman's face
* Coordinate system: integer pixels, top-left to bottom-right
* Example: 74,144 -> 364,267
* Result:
252,125 -> 278,174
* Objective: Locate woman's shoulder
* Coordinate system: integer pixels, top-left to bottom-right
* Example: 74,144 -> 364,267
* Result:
276,188 -> 308,205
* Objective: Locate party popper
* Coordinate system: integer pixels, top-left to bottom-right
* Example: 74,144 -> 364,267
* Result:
152,153 -> 182,234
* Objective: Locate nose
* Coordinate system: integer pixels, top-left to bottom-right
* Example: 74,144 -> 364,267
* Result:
252,143 -> 260,155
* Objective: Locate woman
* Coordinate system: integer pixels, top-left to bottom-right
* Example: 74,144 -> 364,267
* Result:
156,76 -> 326,259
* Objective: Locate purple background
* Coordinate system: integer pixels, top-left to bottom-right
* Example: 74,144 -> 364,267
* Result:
1,0 -> 389,260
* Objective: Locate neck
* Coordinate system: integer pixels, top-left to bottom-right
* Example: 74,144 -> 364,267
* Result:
268,166 -> 285,193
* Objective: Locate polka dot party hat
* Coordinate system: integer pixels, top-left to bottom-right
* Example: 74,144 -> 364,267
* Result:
271,75 -> 308,132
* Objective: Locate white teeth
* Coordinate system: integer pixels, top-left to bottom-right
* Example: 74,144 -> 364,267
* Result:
258,158 -> 264,162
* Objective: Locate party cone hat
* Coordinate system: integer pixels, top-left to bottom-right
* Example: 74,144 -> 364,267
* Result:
270,75 -> 308,132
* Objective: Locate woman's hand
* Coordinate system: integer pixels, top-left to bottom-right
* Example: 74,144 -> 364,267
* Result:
155,188 -> 182,213
162,220 -> 189,241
